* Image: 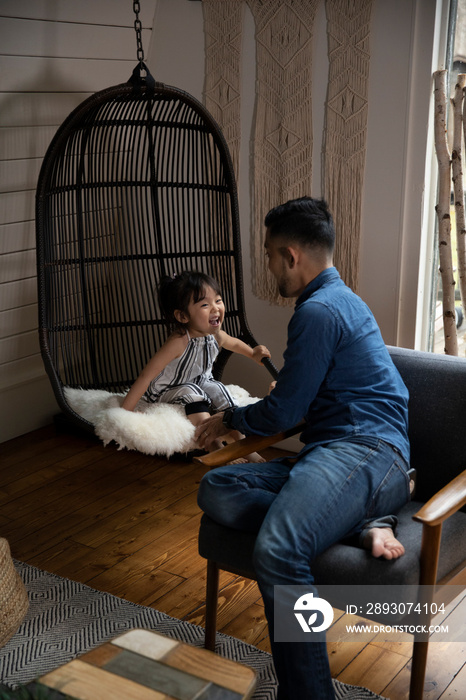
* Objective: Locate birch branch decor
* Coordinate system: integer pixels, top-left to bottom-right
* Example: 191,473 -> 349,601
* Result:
455,74 -> 466,318
434,69 -> 458,355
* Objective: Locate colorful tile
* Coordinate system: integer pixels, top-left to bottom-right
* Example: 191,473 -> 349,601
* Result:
112,628 -> 178,660
104,648 -> 209,700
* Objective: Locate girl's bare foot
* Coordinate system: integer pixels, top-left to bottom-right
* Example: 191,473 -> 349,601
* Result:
362,527 -> 405,560
245,451 -> 266,463
227,451 -> 266,465
213,430 -> 266,464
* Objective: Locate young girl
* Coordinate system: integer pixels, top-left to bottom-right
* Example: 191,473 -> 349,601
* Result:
122,271 -> 271,459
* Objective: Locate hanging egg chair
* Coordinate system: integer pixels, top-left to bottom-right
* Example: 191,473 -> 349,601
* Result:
36,55 -> 276,442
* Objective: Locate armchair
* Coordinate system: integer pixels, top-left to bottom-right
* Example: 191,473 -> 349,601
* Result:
196,345 -> 466,700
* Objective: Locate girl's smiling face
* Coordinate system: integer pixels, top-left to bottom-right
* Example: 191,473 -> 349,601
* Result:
175,285 -> 225,336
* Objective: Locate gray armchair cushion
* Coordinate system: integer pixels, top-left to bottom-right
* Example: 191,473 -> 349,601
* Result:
313,502 -> 466,586
199,503 -> 466,588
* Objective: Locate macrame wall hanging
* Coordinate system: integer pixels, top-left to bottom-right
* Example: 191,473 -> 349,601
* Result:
202,0 -> 244,181
201,0 -> 373,302
247,0 -> 318,305
322,0 -> 373,293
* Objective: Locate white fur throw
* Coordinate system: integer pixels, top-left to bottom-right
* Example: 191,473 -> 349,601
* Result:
64,385 -> 259,458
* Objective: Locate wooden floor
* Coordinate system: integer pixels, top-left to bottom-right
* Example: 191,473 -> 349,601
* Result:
1,424 -> 465,699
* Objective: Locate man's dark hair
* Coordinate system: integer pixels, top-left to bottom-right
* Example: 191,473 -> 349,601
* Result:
264,197 -> 335,253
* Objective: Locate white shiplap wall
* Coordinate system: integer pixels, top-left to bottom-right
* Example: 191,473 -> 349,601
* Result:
0,0 -> 158,442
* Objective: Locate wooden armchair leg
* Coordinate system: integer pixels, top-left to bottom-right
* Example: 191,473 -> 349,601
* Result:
409,639 -> 429,700
408,522 -> 442,699
204,560 -> 220,651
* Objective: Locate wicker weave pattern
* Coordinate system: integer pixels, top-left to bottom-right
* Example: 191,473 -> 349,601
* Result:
36,72 -> 274,434
0,539 -> 28,648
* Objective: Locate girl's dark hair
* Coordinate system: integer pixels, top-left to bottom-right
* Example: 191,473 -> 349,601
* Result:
158,271 -> 222,332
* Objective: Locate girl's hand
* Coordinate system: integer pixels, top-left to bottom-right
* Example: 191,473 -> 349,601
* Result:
251,344 -> 271,365
268,380 -> 277,395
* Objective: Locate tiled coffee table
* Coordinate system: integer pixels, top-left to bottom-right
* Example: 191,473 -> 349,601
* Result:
37,628 -> 257,699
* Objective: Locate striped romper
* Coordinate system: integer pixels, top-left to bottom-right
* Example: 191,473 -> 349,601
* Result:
145,332 -> 237,415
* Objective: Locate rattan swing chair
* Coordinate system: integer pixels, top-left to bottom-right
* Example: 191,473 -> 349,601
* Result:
36,60 -> 276,440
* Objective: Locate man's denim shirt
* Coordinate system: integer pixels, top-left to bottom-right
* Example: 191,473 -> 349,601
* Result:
231,267 -> 410,462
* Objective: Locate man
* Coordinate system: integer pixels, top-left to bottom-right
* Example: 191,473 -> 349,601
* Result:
195,197 -> 411,699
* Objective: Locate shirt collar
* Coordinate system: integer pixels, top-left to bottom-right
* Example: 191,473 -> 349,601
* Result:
295,267 -> 340,307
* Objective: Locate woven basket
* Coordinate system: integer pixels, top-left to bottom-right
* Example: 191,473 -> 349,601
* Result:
0,538 -> 28,647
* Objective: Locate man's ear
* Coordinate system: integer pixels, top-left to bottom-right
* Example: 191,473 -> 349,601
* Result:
284,246 -> 299,269
174,309 -> 188,324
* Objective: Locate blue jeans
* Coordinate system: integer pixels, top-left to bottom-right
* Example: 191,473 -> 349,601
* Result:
197,438 -> 411,700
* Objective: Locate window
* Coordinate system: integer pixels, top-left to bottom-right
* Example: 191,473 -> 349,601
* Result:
430,0 -> 466,354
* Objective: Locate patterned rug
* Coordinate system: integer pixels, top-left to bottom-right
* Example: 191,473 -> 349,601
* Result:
0,562 -> 387,699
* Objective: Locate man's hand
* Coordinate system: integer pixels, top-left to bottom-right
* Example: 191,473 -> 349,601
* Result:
195,412 -> 229,450
252,344 -> 271,365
